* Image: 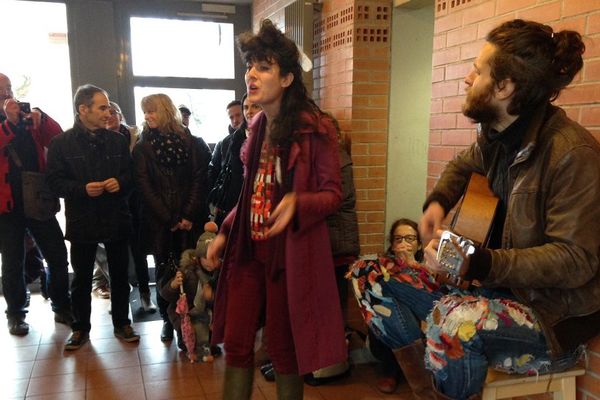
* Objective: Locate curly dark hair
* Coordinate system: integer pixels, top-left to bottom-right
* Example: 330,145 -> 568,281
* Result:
486,19 -> 585,115
236,19 -> 321,147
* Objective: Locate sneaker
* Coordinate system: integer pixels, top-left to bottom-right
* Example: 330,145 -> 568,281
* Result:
114,325 -> 140,343
92,286 -> 110,299
260,362 -> 275,382
7,316 -> 29,336
54,310 -> 74,325
161,320 -> 174,342
140,291 -> 157,313
65,330 -> 89,351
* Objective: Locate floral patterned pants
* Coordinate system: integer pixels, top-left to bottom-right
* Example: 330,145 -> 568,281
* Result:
349,258 -> 580,399
425,292 -> 580,399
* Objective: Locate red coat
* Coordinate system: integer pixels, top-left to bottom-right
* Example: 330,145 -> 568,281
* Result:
0,113 -> 63,214
212,111 -> 347,374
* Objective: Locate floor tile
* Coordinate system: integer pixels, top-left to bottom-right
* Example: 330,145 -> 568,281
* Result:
86,348 -> 140,371
26,372 -> 87,396
26,390 -> 86,400
31,356 -> 87,377
141,361 -> 197,382
1,292 -> 407,400
87,383 -> 147,400
138,345 -> 184,365
0,378 -> 29,398
0,360 -> 34,381
144,377 -> 205,400
86,365 -> 143,389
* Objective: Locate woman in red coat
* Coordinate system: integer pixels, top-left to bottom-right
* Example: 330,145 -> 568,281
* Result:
206,19 -> 346,399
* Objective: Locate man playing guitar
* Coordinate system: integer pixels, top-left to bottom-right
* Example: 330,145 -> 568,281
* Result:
417,19 -> 600,399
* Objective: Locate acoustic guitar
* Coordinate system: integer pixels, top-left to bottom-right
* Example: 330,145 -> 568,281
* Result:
435,172 -> 499,289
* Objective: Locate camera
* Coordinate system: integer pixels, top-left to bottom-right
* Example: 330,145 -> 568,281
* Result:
18,102 -> 31,114
17,102 -> 33,126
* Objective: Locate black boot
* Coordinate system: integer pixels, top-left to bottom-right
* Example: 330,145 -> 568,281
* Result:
160,320 -> 174,341
223,367 -> 253,400
275,372 -> 304,400
393,340 -> 435,399
8,315 -> 29,336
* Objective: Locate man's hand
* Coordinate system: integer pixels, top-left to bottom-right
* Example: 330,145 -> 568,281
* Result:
423,233 -> 444,276
264,192 -> 297,238
30,109 -> 42,130
85,181 -> 105,197
2,99 -> 20,125
205,232 -> 227,271
419,202 -> 445,245
103,178 -> 120,193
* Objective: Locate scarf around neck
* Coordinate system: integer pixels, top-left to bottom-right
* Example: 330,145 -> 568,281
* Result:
148,129 -> 189,168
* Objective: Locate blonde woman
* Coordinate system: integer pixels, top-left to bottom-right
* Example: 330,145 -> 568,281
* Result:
132,93 -> 211,341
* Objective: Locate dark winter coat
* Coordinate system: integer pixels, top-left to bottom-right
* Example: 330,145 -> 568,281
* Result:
132,129 -> 211,255
326,147 -> 360,264
207,125 -> 246,225
46,120 -> 132,242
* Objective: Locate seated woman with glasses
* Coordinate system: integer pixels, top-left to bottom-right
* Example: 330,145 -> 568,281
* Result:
348,218 -> 444,397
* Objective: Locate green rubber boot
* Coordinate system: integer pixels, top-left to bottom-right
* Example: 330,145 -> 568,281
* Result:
275,372 -> 304,400
223,367 -> 253,400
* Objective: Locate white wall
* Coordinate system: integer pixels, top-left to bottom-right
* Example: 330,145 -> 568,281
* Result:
385,1 -> 434,232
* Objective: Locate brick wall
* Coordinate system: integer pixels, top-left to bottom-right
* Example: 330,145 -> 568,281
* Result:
429,0 -> 600,398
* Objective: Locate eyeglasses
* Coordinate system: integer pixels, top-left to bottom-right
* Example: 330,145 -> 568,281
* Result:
393,235 -> 418,244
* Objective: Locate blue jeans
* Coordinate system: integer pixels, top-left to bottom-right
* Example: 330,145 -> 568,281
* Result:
348,257 -> 442,349
0,212 -> 70,318
372,280 -> 442,348
425,291 -> 580,399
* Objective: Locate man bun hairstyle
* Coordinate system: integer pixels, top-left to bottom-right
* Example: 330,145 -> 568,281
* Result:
486,19 -> 585,115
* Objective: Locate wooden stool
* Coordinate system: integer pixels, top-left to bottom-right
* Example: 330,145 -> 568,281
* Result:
482,367 -> 585,400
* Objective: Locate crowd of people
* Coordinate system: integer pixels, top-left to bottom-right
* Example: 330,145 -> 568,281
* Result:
1,17 -> 599,400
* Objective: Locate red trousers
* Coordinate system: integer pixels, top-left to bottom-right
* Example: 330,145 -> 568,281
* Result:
223,243 -> 298,374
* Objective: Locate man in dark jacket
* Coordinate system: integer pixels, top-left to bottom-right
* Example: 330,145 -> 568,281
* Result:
46,84 -> 140,350
207,95 -> 260,225
416,20 -> 600,399
0,72 -> 71,336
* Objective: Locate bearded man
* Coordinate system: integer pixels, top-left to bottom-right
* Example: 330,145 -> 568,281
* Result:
417,19 -> 600,399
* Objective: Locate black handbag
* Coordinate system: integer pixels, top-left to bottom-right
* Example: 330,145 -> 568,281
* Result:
7,145 -> 60,221
207,152 -> 233,219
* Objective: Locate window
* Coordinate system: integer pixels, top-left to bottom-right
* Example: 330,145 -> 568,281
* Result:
0,1 -> 73,130
128,16 -> 242,144
133,86 -> 234,143
130,18 -> 235,79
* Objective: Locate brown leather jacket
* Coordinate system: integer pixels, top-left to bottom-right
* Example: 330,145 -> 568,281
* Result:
426,104 -> 600,357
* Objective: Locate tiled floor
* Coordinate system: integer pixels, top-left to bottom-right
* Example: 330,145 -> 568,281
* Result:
1,293 -> 412,399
